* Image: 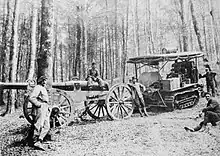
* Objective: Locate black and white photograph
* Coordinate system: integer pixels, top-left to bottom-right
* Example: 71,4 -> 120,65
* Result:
0,0 -> 220,155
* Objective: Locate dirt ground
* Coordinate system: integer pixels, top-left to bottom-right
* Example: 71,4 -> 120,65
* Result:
1,96 -> 220,156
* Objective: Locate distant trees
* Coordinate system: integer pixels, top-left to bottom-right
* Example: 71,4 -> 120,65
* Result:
0,0 -> 220,113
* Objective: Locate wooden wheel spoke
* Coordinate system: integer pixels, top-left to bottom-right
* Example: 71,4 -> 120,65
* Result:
58,98 -> 67,107
121,105 -> 129,116
60,110 -> 71,115
101,106 -> 105,116
89,104 -> 98,111
123,96 -> 131,101
60,105 -> 70,110
113,90 -> 119,100
119,106 -> 124,119
109,101 -> 119,105
123,103 -> 133,110
121,87 -> 125,99
97,106 -> 101,117
118,87 -> 121,100
110,95 -> 118,102
57,117 -> 65,126
110,104 -> 117,111
59,114 -> 68,121
93,105 -> 99,115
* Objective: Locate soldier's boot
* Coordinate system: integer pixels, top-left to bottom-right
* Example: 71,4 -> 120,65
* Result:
184,121 -> 204,132
194,121 -> 205,132
138,108 -> 144,117
143,107 -> 149,117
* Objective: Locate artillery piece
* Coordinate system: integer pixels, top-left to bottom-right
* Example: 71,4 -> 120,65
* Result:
0,79 -> 135,128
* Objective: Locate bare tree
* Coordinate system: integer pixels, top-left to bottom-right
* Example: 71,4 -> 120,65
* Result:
38,0 -> 54,80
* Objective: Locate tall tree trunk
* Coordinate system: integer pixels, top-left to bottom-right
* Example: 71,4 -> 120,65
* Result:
38,0 -> 54,80
122,0 -> 129,82
6,0 -> 20,114
208,0 -> 219,61
74,6 -> 81,77
27,2 -> 38,80
59,44 -> 64,82
179,0 -> 188,52
0,0 -> 10,106
189,0 -> 204,52
114,0 -> 119,78
202,15 -> 208,53
132,0 -> 140,56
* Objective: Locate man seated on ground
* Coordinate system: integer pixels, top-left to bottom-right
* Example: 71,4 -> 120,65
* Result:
184,92 -> 220,132
86,62 -> 104,89
128,77 -> 148,117
28,76 -> 51,149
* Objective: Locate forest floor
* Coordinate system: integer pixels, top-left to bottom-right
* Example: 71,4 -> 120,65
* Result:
1,96 -> 220,156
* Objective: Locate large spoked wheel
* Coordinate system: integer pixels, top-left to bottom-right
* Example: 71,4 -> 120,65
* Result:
106,84 -> 134,120
23,89 -> 73,128
87,100 -> 109,119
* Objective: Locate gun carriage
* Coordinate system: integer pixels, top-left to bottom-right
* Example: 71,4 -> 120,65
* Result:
0,51 -> 204,128
0,79 -> 134,128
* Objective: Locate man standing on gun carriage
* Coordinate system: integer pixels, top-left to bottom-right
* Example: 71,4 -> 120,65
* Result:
128,77 -> 148,117
28,76 -> 51,149
184,92 -> 220,132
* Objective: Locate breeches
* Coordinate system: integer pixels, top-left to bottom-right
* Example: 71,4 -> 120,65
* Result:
204,111 -> 220,124
34,103 -> 50,140
207,83 -> 215,96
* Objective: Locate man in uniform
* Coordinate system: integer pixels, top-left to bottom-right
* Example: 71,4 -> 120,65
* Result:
166,68 -> 179,79
184,92 -> 220,132
199,67 -> 217,97
29,76 -> 50,149
129,77 -> 148,117
86,62 -> 104,89
191,62 -> 198,83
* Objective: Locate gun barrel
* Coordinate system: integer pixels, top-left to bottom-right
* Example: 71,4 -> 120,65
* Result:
0,82 -> 28,89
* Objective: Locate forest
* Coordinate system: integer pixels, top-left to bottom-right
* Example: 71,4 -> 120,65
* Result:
0,0 -> 220,114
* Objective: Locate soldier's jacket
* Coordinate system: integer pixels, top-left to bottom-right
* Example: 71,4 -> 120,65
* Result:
29,85 -> 49,116
202,98 -> 220,113
200,72 -> 216,85
87,68 -> 99,78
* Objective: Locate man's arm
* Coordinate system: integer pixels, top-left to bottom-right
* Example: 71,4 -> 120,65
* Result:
202,100 -> 219,112
29,86 -> 42,107
199,73 -> 206,78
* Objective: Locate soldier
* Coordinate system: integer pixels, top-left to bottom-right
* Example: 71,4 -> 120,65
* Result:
129,77 -> 148,117
184,92 -> 220,132
199,67 -> 217,97
86,62 -> 104,89
29,76 -> 50,149
191,62 -> 198,83
166,68 -> 179,79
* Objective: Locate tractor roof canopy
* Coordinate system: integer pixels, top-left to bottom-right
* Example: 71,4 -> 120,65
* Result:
127,51 -> 204,65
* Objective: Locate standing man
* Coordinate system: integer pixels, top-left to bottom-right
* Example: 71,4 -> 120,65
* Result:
184,92 -> 220,132
128,77 -> 148,117
29,76 -> 50,149
191,62 -> 198,83
199,67 -> 217,97
86,62 -> 104,88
